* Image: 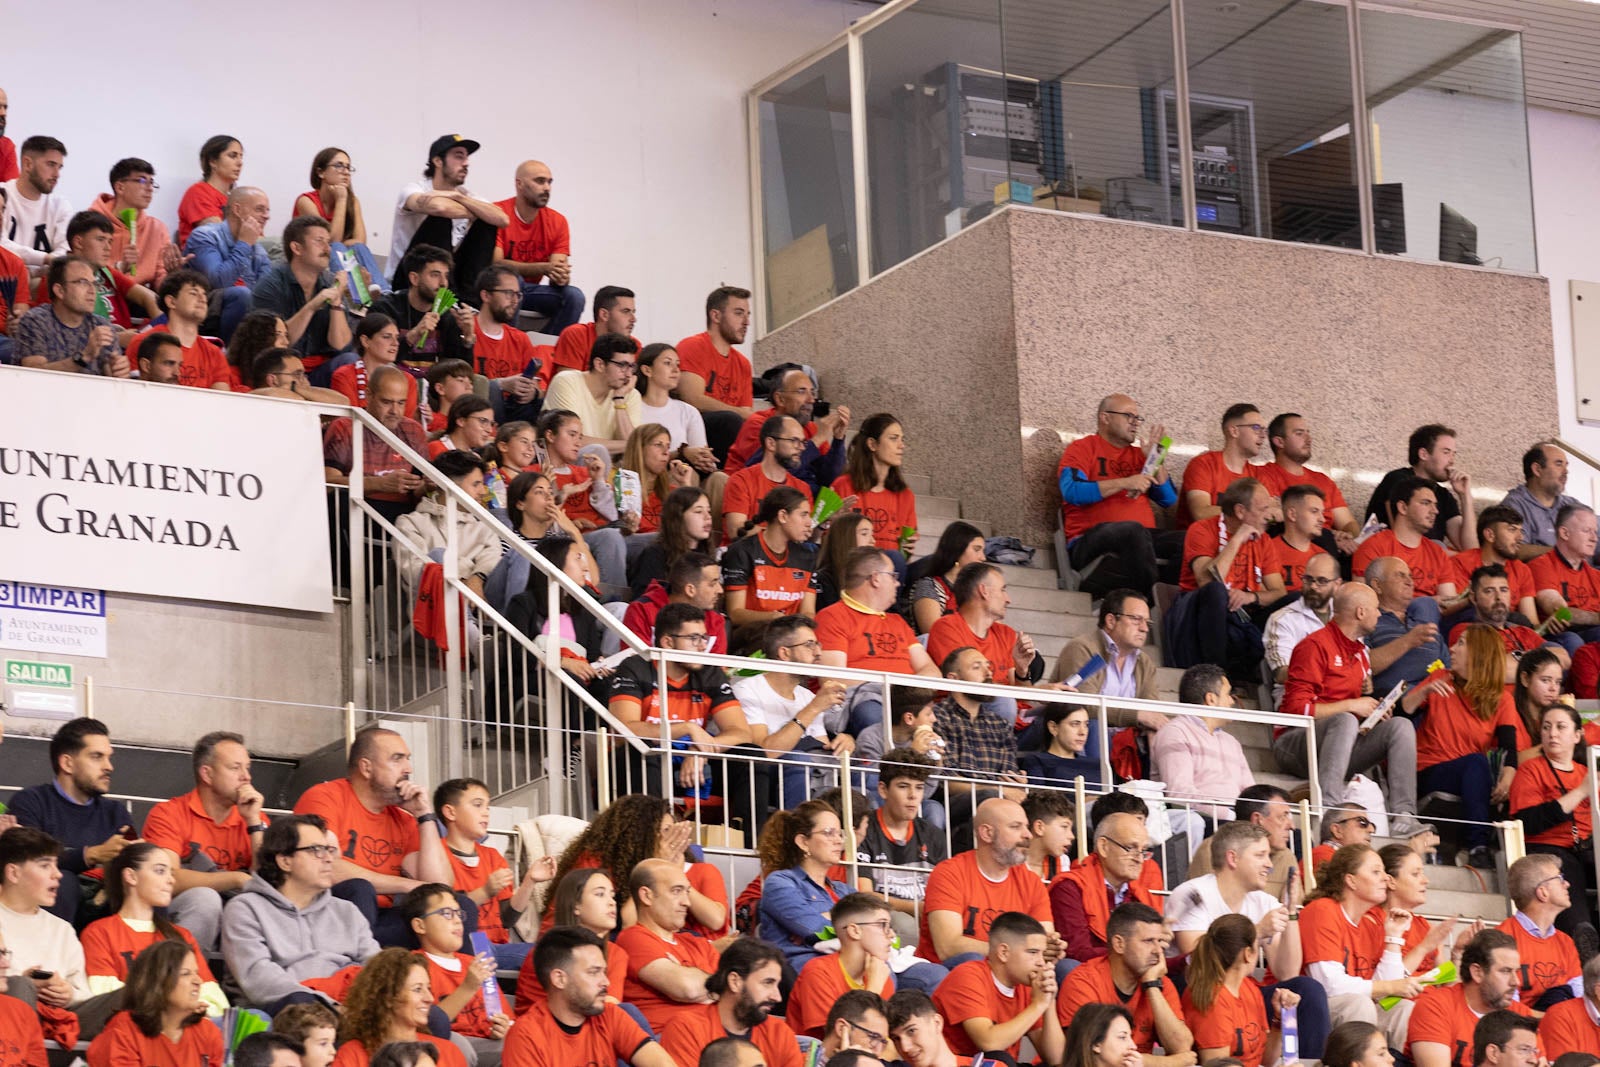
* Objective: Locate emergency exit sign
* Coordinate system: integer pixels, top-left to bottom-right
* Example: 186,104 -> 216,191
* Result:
3,659 -> 79,720
5,661 -> 72,688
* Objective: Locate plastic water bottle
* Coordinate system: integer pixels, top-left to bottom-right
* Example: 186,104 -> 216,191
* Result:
1281,1003 -> 1299,1064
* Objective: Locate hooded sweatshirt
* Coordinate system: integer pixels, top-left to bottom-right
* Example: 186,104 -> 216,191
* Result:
220,874 -> 379,1006
621,579 -> 728,653
394,494 -> 505,592
89,194 -> 173,287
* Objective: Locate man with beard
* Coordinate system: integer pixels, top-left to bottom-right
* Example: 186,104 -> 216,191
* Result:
1447,508 -> 1540,625
249,215 -> 353,385
292,725 -> 456,945
141,732 -> 267,953
660,938 -> 802,1067
1056,902 -> 1194,1067
389,134 -> 507,292
721,415 -> 813,541
1,135 -> 71,269
322,365 -> 428,522
1448,566 -> 1558,680
724,366 -> 851,492
1407,930 -> 1533,1067
376,243 -> 476,368
1366,423 -> 1477,551
126,269 -> 231,389
493,159 -> 583,336
504,927 -> 673,1067
932,910 -> 1065,1064
1264,550 -> 1340,708
677,285 -> 755,462
1502,442 -> 1586,561
1257,413 -> 1361,551
10,718 -> 137,925
470,265 -> 541,422
546,331 -> 642,453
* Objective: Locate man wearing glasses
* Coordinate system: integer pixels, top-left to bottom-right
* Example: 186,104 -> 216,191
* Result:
469,264 -> 543,422
1178,402 -> 1272,527
1050,811 -> 1162,963
1057,393 -> 1182,599
547,331 -> 642,454
13,255 -> 127,375
1312,804 -> 1374,869
721,415 -> 813,542
90,157 -> 175,287
1496,854 -> 1584,1010
813,990 -> 891,1067
220,814 -> 380,1014
1264,550 -> 1340,709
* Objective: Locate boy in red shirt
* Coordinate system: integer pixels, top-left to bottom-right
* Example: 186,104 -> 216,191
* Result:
932,911 -> 1064,1062
405,882 -> 512,1055
126,269 -> 230,389
788,894 -> 897,1038
1272,485 -> 1329,592
434,778 -> 552,970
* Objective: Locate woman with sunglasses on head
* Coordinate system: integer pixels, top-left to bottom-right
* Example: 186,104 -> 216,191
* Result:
1509,701 -> 1598,941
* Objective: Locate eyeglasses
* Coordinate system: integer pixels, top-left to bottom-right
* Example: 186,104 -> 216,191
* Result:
325,162 -> 355,173
772,436 -> 807,446
667,632 -> 713,648
1536,874 -> 1570,890
869,569 -> 898,582
1103,410 -> 1144,425
465,416 -> 496,428
809,827 -> 844,839
850,919 -> 893,934
292,844 -> 338,858
1112,613 -> 1151,627
1302,576 -> 1338,587
604,359 -> 637,372
782,639 -> 822,653
489,288 -> 521,298
425,907 -> 466,921
1499,1046 -> 1540,1060
845,1019 -> 888,1051
1105,838 -> 1154,859
119,176 -> 159,190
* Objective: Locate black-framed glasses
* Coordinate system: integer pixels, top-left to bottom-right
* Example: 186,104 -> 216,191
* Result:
666,632 -> 713,648
604,359 -> 637,372
1112,613 -> 1151,627
425,906 -> 466,921
772,436 -> 807,446
292,844 -> 338,857
1103,410 -> 1144,424
489,288 -> 521,299
850,919 -> 893,934
782,639 -> 822,653
119,176 -> 160,190
326,162 -> 355,173
1106,838 -> 1154,859
845,1019 -> 888,1050
1302,575 -> 1338,587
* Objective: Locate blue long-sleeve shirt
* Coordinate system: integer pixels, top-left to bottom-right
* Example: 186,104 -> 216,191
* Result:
1058,464 -> 1177,509
8,781 -> 132,873
758,867 -> 851,964
185,221 -> 271,290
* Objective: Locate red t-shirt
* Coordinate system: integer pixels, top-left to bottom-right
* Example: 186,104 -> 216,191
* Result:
815,597 -> 920,675
516,937 -> 628,1012
723,465 -> 812,523
1255,462 -> 1349,527
787,954 -> 895,1038
1529,549 -> 1600,615
1183,976 -> 1269,1067
933,958 -> 1036,1059
659,1003 -> 804,1067
423,952 -> 493,1038
1416,687 -> 1519,771
1539,995 -> 1600,1059
80,916 -> 216,985
293,778 -> 421,905
614,923 -> 721,1034
177,182 -> 228,249
1510,756 -> 1593,848
916,850 -> 1051,964
493,201 -> 570,273
1272,536 -> 1324,593
675,332 -> 752,409
142,788 -> 260,873
926,612 -> 1024,687
552,465 -> 607,528
1299,896 -> 1385,978
1058,955 -> 1182,1053
1180,517 -> 1281,593
1446,621 -> 1543,654
0,994 -> 45,1066
473,322 -> 539,380
330,361 -> 419,412
1352,530 -> 1456,596
0,245 -> 26,335
1057,434 -> 1163,539
127,325 -> 230,389
832,475 -> 918,552
684,861 -> 732,940
1177,451 -> 1262,526
444,843 -> 512,944
1406,982 -> 1537,1067
503,1001 -> 648,1067
1448,549 -> 1537,606
87,1010 -> 225,1067
549,323 -> 637,388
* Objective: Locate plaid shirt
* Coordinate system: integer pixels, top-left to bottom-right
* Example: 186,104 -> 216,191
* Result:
930,695 -> 1017,781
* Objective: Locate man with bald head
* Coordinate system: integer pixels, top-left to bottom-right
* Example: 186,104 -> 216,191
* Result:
494,159 -> 583,334
615,857 -> 720,1034
185,185 -> 271,342
1276,582 -> 1429,836
724,366 -> 852,493
1058,393 -> 1184,598
1049,811 -> 1162,962
1365,555 -> 1451,693
917,798 -> 1063,967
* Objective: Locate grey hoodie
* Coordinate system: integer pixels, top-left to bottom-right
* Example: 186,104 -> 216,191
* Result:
220,873 -> 379,1006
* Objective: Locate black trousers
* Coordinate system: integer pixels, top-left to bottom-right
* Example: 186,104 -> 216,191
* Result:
411,215 -> 499,295
1068,521 -> 1185,598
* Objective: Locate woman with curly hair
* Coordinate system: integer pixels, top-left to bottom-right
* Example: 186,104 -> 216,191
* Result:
544,795 -> 727,937
332,948 -> 466,1067
86,939 -> 221,1067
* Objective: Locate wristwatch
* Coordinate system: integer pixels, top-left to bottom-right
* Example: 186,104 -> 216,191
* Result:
1140,980 -> 1163,990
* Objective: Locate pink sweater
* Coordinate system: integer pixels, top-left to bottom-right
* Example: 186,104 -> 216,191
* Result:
90,193 -> 172,287
1150,714 -> 1255,820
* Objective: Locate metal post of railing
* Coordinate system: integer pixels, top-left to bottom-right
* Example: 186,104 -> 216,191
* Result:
347,425 -> 368,711
544,563 -> 566,816
344,701 -> 357,754
656,650 -> 676,810
1074,775 -> 1089,861
596,726 -> 611,812
842,751 -> 858,888
1097,694 -> 1113,789
1500,819 -> 1526,867
83,674 -> 94,717
1298,799 -> 1316,894
1590,745 -> 1600,910
1305,715 -> 1322,822
441,495 -> 465,781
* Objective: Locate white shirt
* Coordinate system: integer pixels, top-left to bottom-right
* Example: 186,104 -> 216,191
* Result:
732,674 -> 826,742
0,900 -> 90,1003
389,179 -> 474,284
1,180 -> 72,269
1165,874 -> 1281,933
1264,598 -> 1330,709
640,396 -> 709,451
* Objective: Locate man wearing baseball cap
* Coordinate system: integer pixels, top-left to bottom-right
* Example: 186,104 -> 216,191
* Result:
388,134 -> 507,290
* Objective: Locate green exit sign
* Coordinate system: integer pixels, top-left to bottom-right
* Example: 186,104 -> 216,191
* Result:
4,661 -> 73,689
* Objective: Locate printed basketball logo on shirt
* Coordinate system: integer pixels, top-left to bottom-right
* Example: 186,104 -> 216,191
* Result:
1524,960 -> 1564,993
1238,1020 -> 1265,1054
344,831 -> 400,870
864,627 -> 902,657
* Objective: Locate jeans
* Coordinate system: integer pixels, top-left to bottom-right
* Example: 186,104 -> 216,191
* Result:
518,282 -> 585,336
1267,977 -> 1331,1059
1417,753 -> 1492,848
1067,522 -> 1185,598
490,939 -> 533,971
1547,625 -> 1600,656
586,527 -> 628,591
1272,710 -> 1419,817
1370,598 -> 1450,694
169,886 -> 225,952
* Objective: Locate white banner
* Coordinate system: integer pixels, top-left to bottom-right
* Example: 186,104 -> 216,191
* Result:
0,582 -> 108,657
0,368 -> 333,613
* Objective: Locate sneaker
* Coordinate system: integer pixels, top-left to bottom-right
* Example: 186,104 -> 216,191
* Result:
1388,815 -> 1435,839
1576,922 -> 1600,963
1466,845 -> 1494,869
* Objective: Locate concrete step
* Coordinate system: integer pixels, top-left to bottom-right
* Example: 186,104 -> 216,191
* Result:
1008,585 -> 1094,614
1425,888 -> 1509,923
1032,624 -> 1099,662
920,495 -> 963,519
904,472 -> 933,496
999,563 -> 1060,590
922,514 -> 993,541
1009,607 -> 1092,638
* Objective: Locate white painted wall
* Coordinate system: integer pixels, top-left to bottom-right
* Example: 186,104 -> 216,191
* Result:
1,0 -> 871,343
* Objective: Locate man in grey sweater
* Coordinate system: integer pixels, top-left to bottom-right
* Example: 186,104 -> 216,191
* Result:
220,814 -> 378,1014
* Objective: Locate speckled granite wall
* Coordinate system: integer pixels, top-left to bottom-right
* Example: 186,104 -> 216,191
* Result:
756,208 -> 1556,548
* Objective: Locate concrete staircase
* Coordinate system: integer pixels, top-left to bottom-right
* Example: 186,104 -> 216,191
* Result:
907,471 -> 1516,925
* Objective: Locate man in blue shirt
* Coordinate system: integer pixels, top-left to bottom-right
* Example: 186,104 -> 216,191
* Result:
183,185 -> 271,343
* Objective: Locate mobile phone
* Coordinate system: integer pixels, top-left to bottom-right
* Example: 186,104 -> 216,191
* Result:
521,358 -> 542,379
26,969 -> 52,980
121,826 -> 138,841
812,400 -> 831,418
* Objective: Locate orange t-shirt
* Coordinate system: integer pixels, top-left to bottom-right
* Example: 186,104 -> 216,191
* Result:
1058,434 -> 1164,539
80,916 -> 216,985
1299,896 -> 1384,978
1180,517 -> 1281,593
332,1035 -> 467,1067
1177,452 -> 1262,526
1497,916 -> 1582,1006
933,958 -> 1035,1059
831,475 -> 918,552
1352,530 -> 1455,596
141,788 -> 260,873
444,843 -> 512,944
1448,550 -> 1537,606
675,332 -> 752,409
815,597 -> 921,675
916,850 -> 1051,964
1416,687 -> 1518,771
473,322 -> 539,380
787,953 -> 896,1038
1272,536 -> 1325,593
723,465 -> 812,524
1254,462 -> 1349,527
614,923 -> 721,1034
330,361 -> 419,413
503,1001 -> 649,1067
1183,976 -> 1269,1067
177,182 -> 228,249
87,1010 -> 224,1067
127,325 -> 230,390
1539,995 -> 1600,1059
1058,955 -> 1182,1052
1529,550 -> 1600,615
926,612 -> 1024,687
1406,982 -> 1537,1067
515,937 -> 627,1013
549,323 -> 640,388
1359,909 -> 1438,976
423,952 -> 493,1038
1509,756 -> 1592,848
551,465 -> 607,528
0,995 -> 45,1067
659,1003 -> 804,1067
493,200 -> 569,267
720,533 -> 817,615
293,778 -> 421,905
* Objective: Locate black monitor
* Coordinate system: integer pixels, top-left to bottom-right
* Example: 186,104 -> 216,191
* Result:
1439,202 -> 1480,265
1268,183 -> 1405,254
